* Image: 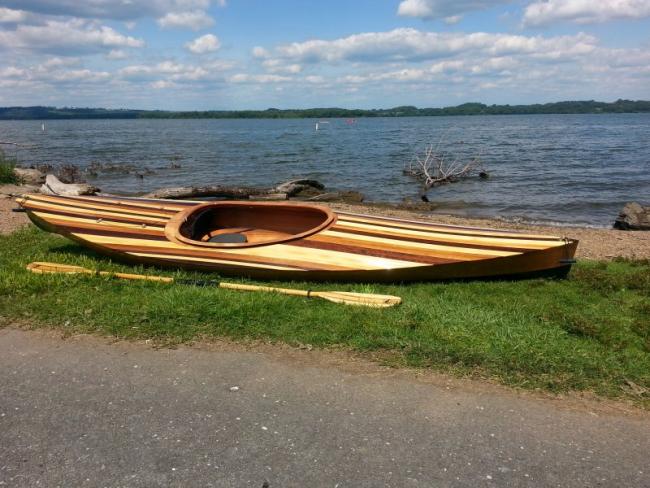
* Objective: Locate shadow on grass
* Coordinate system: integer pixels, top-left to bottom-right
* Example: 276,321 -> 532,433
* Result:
49,243 -> 110,262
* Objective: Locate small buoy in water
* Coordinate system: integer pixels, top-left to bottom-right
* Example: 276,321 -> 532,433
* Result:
41,123 -> 45,132
479,171 -> 490,179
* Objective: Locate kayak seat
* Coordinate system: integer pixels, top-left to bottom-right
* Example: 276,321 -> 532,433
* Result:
207,233 -> 248,244
199,227 -> 252,243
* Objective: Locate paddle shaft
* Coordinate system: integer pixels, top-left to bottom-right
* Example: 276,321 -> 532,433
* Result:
31,264 -> 175,284
177,278 -> 318,298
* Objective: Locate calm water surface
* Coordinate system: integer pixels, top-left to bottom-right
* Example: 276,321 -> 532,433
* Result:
1,114 -> 649,226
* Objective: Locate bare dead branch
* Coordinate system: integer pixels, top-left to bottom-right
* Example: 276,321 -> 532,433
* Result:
403,143 -> 485,190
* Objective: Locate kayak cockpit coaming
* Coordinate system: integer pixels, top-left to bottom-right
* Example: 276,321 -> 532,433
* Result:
164,201 -> 337,249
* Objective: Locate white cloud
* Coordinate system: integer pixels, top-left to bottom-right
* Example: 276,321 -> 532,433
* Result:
120,61 -> 207,80
429,59 -> 465,73
151,80 -> 177,89
0,18 -> 144,55
229,73 -> 292,83
0,60 -> 110,86
305,75 -> 325,84
444,15 -> 462,24
262,28 -> 597,65
185,33 -> 221,53
42,57 -> 80,68
243,27 -> 639,103
261,59 -> 302,73
397,0 -> 510,20
106,49 -> 128,60
118,59 -> 232,82
1,0 -> 214,21
0,66 -> 27,78
157,10 -> 214,30
50,69 -> 111,82
252,46 -> 270,59
0,7 -> 27,23
523,0 -> 650,26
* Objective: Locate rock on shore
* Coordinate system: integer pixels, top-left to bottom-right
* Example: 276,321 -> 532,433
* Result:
13,167 -> 46,185
614,202 -> 650,231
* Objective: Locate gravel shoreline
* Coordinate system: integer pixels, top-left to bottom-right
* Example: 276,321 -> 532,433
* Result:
2,191 -> 649,260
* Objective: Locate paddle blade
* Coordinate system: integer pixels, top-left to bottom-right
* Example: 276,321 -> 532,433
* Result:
27,262 -> 93,275
313,291 -> 402,308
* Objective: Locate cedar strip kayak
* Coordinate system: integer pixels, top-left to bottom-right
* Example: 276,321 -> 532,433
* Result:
16,194 -> 578,282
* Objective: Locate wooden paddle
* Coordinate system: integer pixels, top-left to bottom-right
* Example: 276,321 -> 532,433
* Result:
26,262 -> 402,308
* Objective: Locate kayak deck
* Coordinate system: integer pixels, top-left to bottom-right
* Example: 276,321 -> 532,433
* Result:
16,194 -> 578,282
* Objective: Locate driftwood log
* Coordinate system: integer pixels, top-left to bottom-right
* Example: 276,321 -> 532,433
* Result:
41,174 -> 99,196
144,179 -> 327,201
144,185 -> 274,200
306,191 -> 364,203
24,175 -> 364,204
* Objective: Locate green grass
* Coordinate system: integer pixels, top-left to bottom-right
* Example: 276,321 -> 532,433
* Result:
1,227 -> 649,406
0,149 -> 20,184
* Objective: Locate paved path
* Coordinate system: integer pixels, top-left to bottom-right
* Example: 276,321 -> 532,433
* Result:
1,328 -> 648,487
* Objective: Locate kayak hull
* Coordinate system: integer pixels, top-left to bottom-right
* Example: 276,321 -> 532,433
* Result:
17,194 -> 578,283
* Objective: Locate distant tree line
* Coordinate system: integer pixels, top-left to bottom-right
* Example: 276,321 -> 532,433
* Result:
1,99 -> 650,120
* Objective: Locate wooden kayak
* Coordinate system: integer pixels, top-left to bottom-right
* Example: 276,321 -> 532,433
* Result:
16,194 -> 578,282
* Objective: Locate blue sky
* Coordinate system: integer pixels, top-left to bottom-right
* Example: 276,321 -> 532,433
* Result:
1,0 -> 649,110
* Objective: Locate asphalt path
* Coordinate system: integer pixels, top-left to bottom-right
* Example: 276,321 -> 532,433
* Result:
1,328 -> 648,487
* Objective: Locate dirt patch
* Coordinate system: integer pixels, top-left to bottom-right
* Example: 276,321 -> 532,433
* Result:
0,194 -> 28,235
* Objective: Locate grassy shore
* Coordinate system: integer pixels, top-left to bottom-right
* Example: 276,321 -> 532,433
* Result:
0,150 -> 20,184
1,226 -> 648,406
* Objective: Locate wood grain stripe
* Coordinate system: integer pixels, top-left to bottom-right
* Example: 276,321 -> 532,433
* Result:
23,200 -> 169,225
26,194 -> 176,218
93,195 -> 199,207
69,194 -> 195,212
42,222 -> 168,241
305,232 -> 490,262
290,238 -> 456,265
47,194 -> 183,215
321,230 -> 518,258
337,212 -> 561,240
127,252 -> 302,272
68,233 -> 354,271
332,222 -> 559,252
30,211 -> 167,233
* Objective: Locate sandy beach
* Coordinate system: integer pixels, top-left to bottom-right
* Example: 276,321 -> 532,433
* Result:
0,195 -> 29,235
2,190 -> 649,260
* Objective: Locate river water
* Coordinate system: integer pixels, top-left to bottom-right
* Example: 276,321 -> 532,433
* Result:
1,114 -> 648,227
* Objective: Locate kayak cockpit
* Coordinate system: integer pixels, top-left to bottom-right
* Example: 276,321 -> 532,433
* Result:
165,201 -> 336,248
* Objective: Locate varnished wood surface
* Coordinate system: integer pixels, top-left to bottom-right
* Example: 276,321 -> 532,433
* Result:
16,194 -> 578,282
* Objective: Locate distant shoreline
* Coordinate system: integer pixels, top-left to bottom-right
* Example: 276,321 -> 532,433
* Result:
1,99 -> 650,120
